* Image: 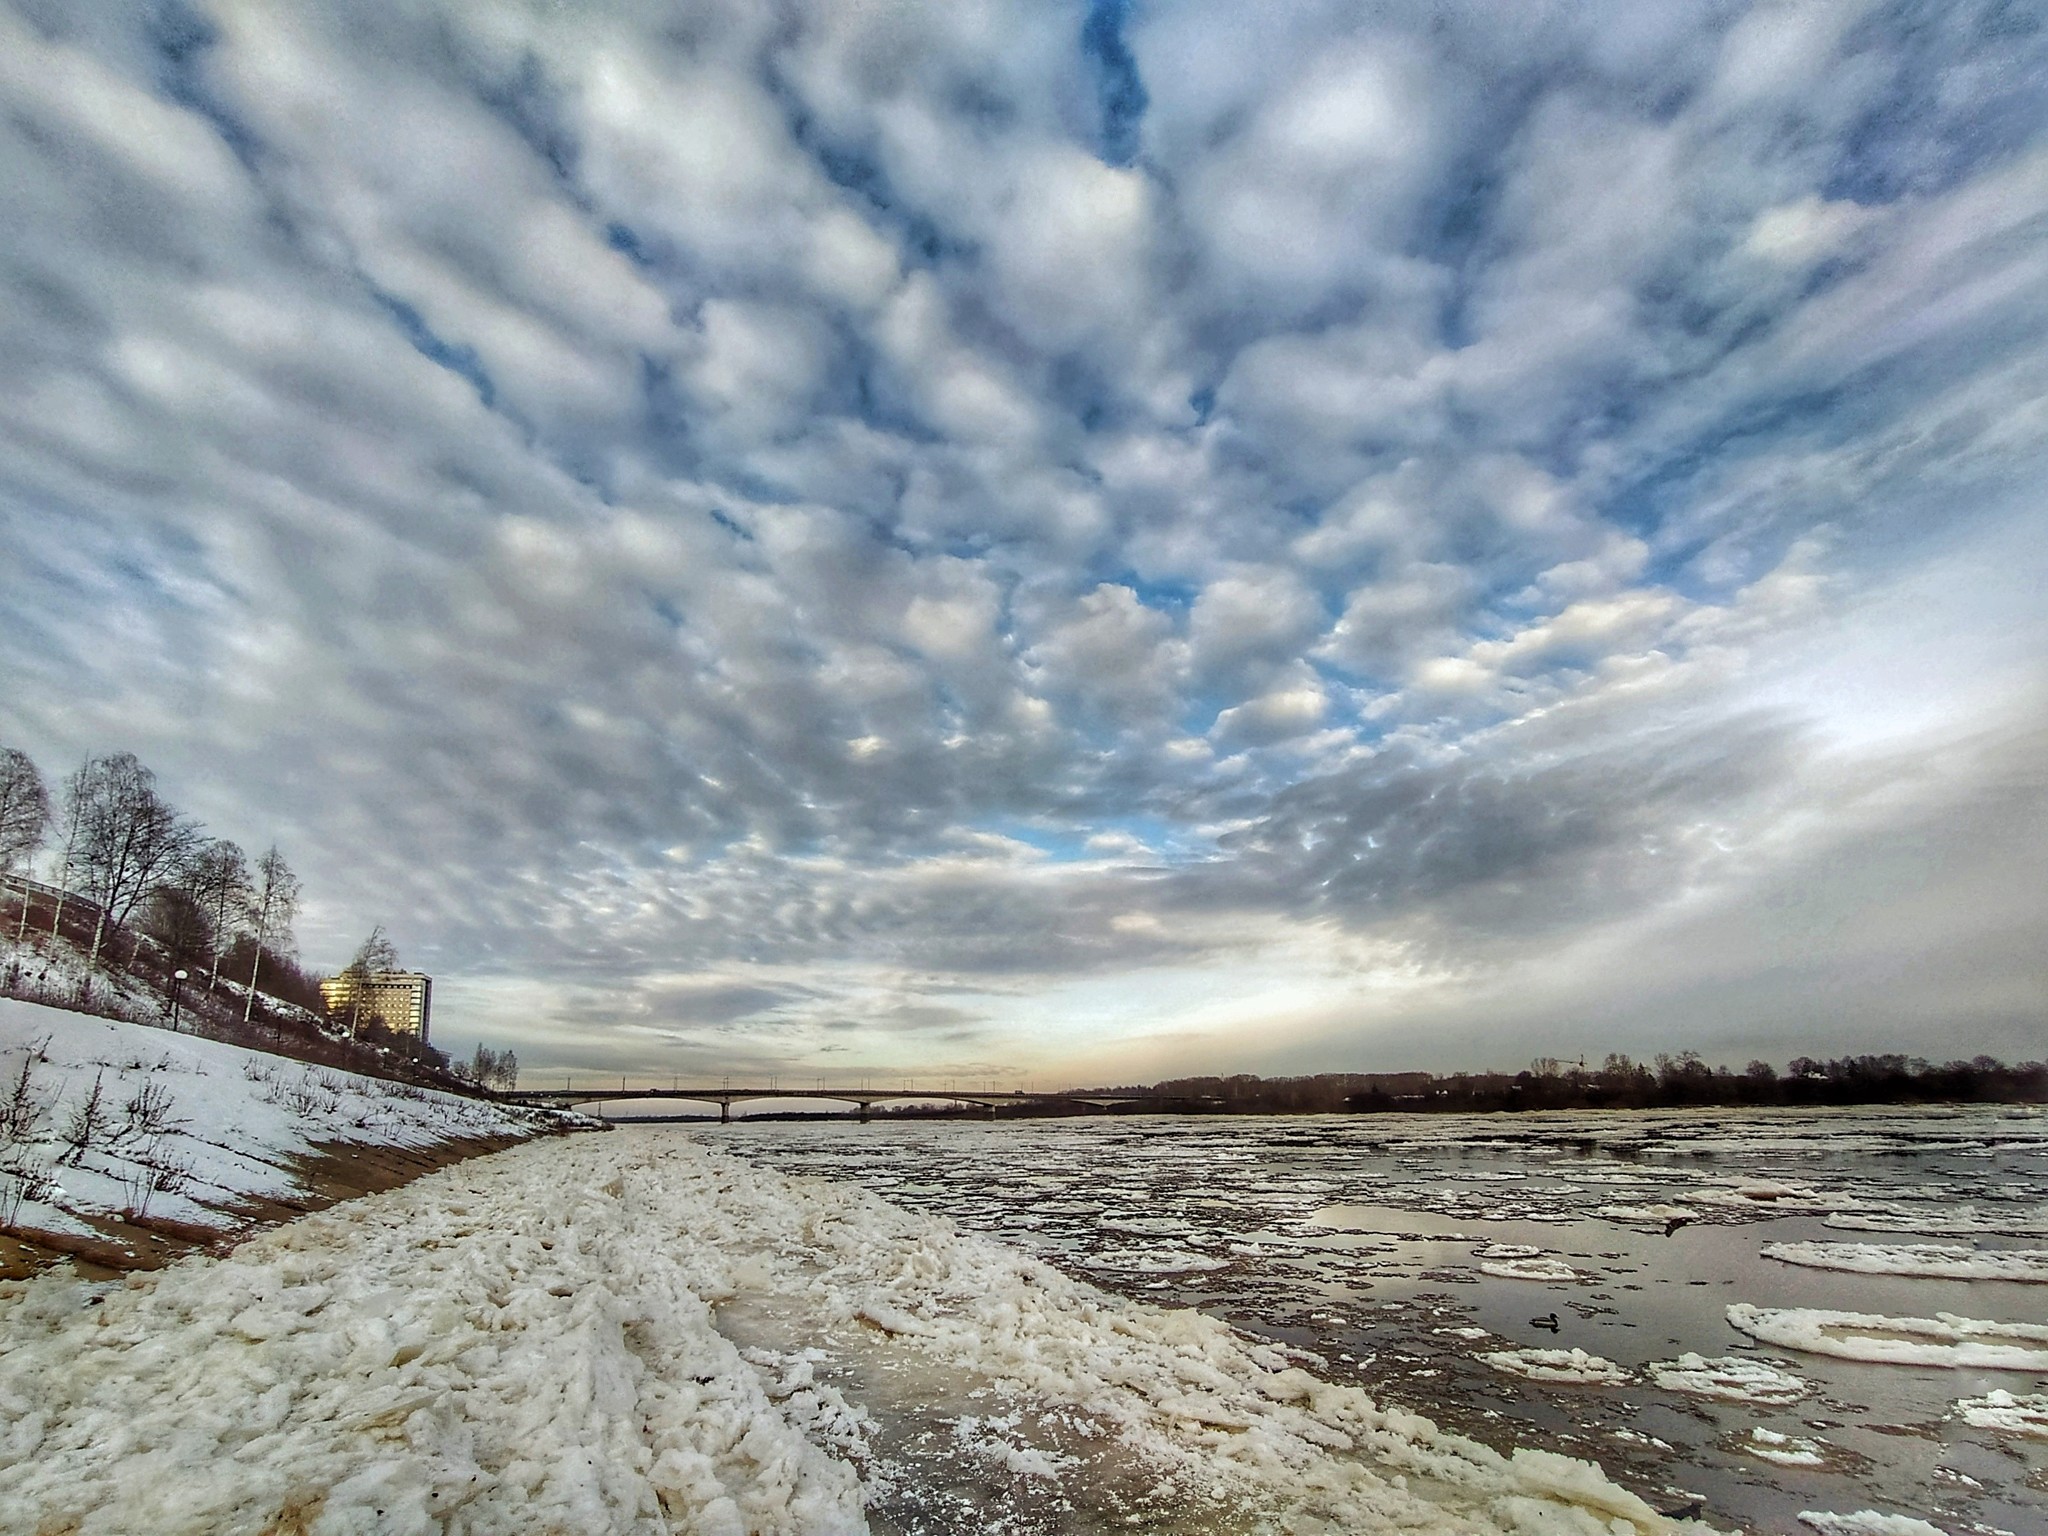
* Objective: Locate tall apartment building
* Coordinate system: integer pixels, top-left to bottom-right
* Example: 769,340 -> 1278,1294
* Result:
320,970 -> 433,1044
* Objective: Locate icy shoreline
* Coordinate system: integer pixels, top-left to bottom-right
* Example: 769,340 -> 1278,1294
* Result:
0,1127 -> 1721,1535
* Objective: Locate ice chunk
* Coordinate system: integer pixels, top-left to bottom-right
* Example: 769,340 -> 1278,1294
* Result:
1076,1246 -> 1229,1274
1598,1203 -> 1701,1227
1737,1428 -> 1828,1467
1647,1353 -> 1809,1405
1762,1241 -> 2048,1282
1478,1256 -> 1582,1282
1477,1348 -> 1631,1385
1951,1389 -> 2048,1438
1727,1303 -> 2048,1370
1797,1513 -> 1947,1536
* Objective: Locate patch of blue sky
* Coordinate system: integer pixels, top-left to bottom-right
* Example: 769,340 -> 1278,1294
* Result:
771,95 -> 976,275
604,222 -> 657,268
369,289 -> 498,410
1111,572 -> 1198,613
149,1 -> 263,172
973,813 -> 1191,865
1081,0 -> 1148,168
1823,13 -> 2048,205
474,52 -> 579,184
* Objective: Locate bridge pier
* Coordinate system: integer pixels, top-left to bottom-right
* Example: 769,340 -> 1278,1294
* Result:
857,1099 -> 871,1123
719,1099 -> 730,1124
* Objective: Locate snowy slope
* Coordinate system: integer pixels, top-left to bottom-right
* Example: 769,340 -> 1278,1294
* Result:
0,1127 -> 1722,1536
0,996 -> 558,1242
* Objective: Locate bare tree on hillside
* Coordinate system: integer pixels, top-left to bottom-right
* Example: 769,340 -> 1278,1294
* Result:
335,925 -> 399,1037
242,844 -> 300,1027
65,754 -> 199,973
182,838 -> 251,986
0,747 -> 50,952
459,1044 -> 519,1092
45,759 -> 84,950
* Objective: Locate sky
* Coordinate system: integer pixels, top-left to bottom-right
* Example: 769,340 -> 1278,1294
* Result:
1,0 -> 2044,1088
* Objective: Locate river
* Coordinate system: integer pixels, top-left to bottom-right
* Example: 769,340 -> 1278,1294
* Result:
713,1104 -> 2048,1535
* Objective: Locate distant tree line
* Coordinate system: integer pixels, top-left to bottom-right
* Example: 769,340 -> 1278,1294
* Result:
1085,1051 -> 2048,1115
0,743 -> 515,1092
1350,1051 -> 2048,1113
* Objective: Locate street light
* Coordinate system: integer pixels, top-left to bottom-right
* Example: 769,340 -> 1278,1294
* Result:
168,969 -> 188,1033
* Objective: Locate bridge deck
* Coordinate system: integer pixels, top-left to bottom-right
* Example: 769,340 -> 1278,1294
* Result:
505,1087 -> 1152,1106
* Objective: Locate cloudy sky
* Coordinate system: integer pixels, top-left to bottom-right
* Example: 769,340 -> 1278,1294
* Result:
2,0 -> 2044,1086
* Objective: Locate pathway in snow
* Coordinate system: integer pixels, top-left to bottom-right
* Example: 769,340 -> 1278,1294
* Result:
0,1130 -> 1718,1535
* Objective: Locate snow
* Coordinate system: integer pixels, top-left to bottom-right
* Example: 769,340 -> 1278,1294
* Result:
1726,1303 -> 2048,1371
0,996 -> 556,1243
0,1129 -> 1723,1535
1951,1389 -> 2048,1438
1476,1348 -> 1631,1386
1761,1241 -> 2048,1282
1647,1354 -> 1809,1405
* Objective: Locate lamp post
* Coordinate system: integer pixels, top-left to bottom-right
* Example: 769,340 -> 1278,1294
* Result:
168,969 -> 188,1033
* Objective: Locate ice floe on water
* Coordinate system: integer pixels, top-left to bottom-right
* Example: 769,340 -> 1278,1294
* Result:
1763,1241 -> 2048,1282
1597,1204 -> 1699,1227
1646,1354 -> 1809,1405
1074,1246 -> 1229,1274
1952,1390 -> 2048,1438
1734,1428 -> 1829,1468
1797,1513 -> 1948,1536
0,1129 -> 1723,1535
1727,1303 -> 2048,1371
1824,1210 -> 2048,1237
1476,1348 -> 1630,1386
1476,1256 -> 1582,1282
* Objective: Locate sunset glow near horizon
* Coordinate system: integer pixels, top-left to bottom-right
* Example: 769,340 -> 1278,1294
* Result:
2,1 -> 2044,1085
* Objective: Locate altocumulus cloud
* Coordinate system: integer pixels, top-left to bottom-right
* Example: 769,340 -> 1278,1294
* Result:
1,0 -> 2045,1081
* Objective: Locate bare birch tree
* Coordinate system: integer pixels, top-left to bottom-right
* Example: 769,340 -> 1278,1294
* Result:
64,754 -> 198,973
0,747 -> 50,952
335,924 -> 399,1037
242,844 -> 300,1026
182,838 -> 251,986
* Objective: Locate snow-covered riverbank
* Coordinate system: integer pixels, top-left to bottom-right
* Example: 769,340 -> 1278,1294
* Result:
0,1127 -> 1718,1535
0,997 -> 563,1268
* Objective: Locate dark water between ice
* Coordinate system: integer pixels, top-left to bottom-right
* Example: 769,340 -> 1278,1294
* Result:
710,1105 -> 2048,1535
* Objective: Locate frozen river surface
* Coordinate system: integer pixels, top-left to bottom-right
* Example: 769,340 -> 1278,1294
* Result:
718,1105 -> 2048,1535
3,1107 -> 2042,1535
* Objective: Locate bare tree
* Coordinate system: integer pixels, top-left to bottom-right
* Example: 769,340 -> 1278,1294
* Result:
0,747 -> 50,952
64,754 -> 198,973
241,844 -> 300,1026
460,1043 -> 519,1092
335,925 -> 399,1036
182,838 -> 251,986
45,760 -> 83,949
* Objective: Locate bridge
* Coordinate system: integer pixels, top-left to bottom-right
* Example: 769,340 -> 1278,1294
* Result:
502,1085 -> 1182,1123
